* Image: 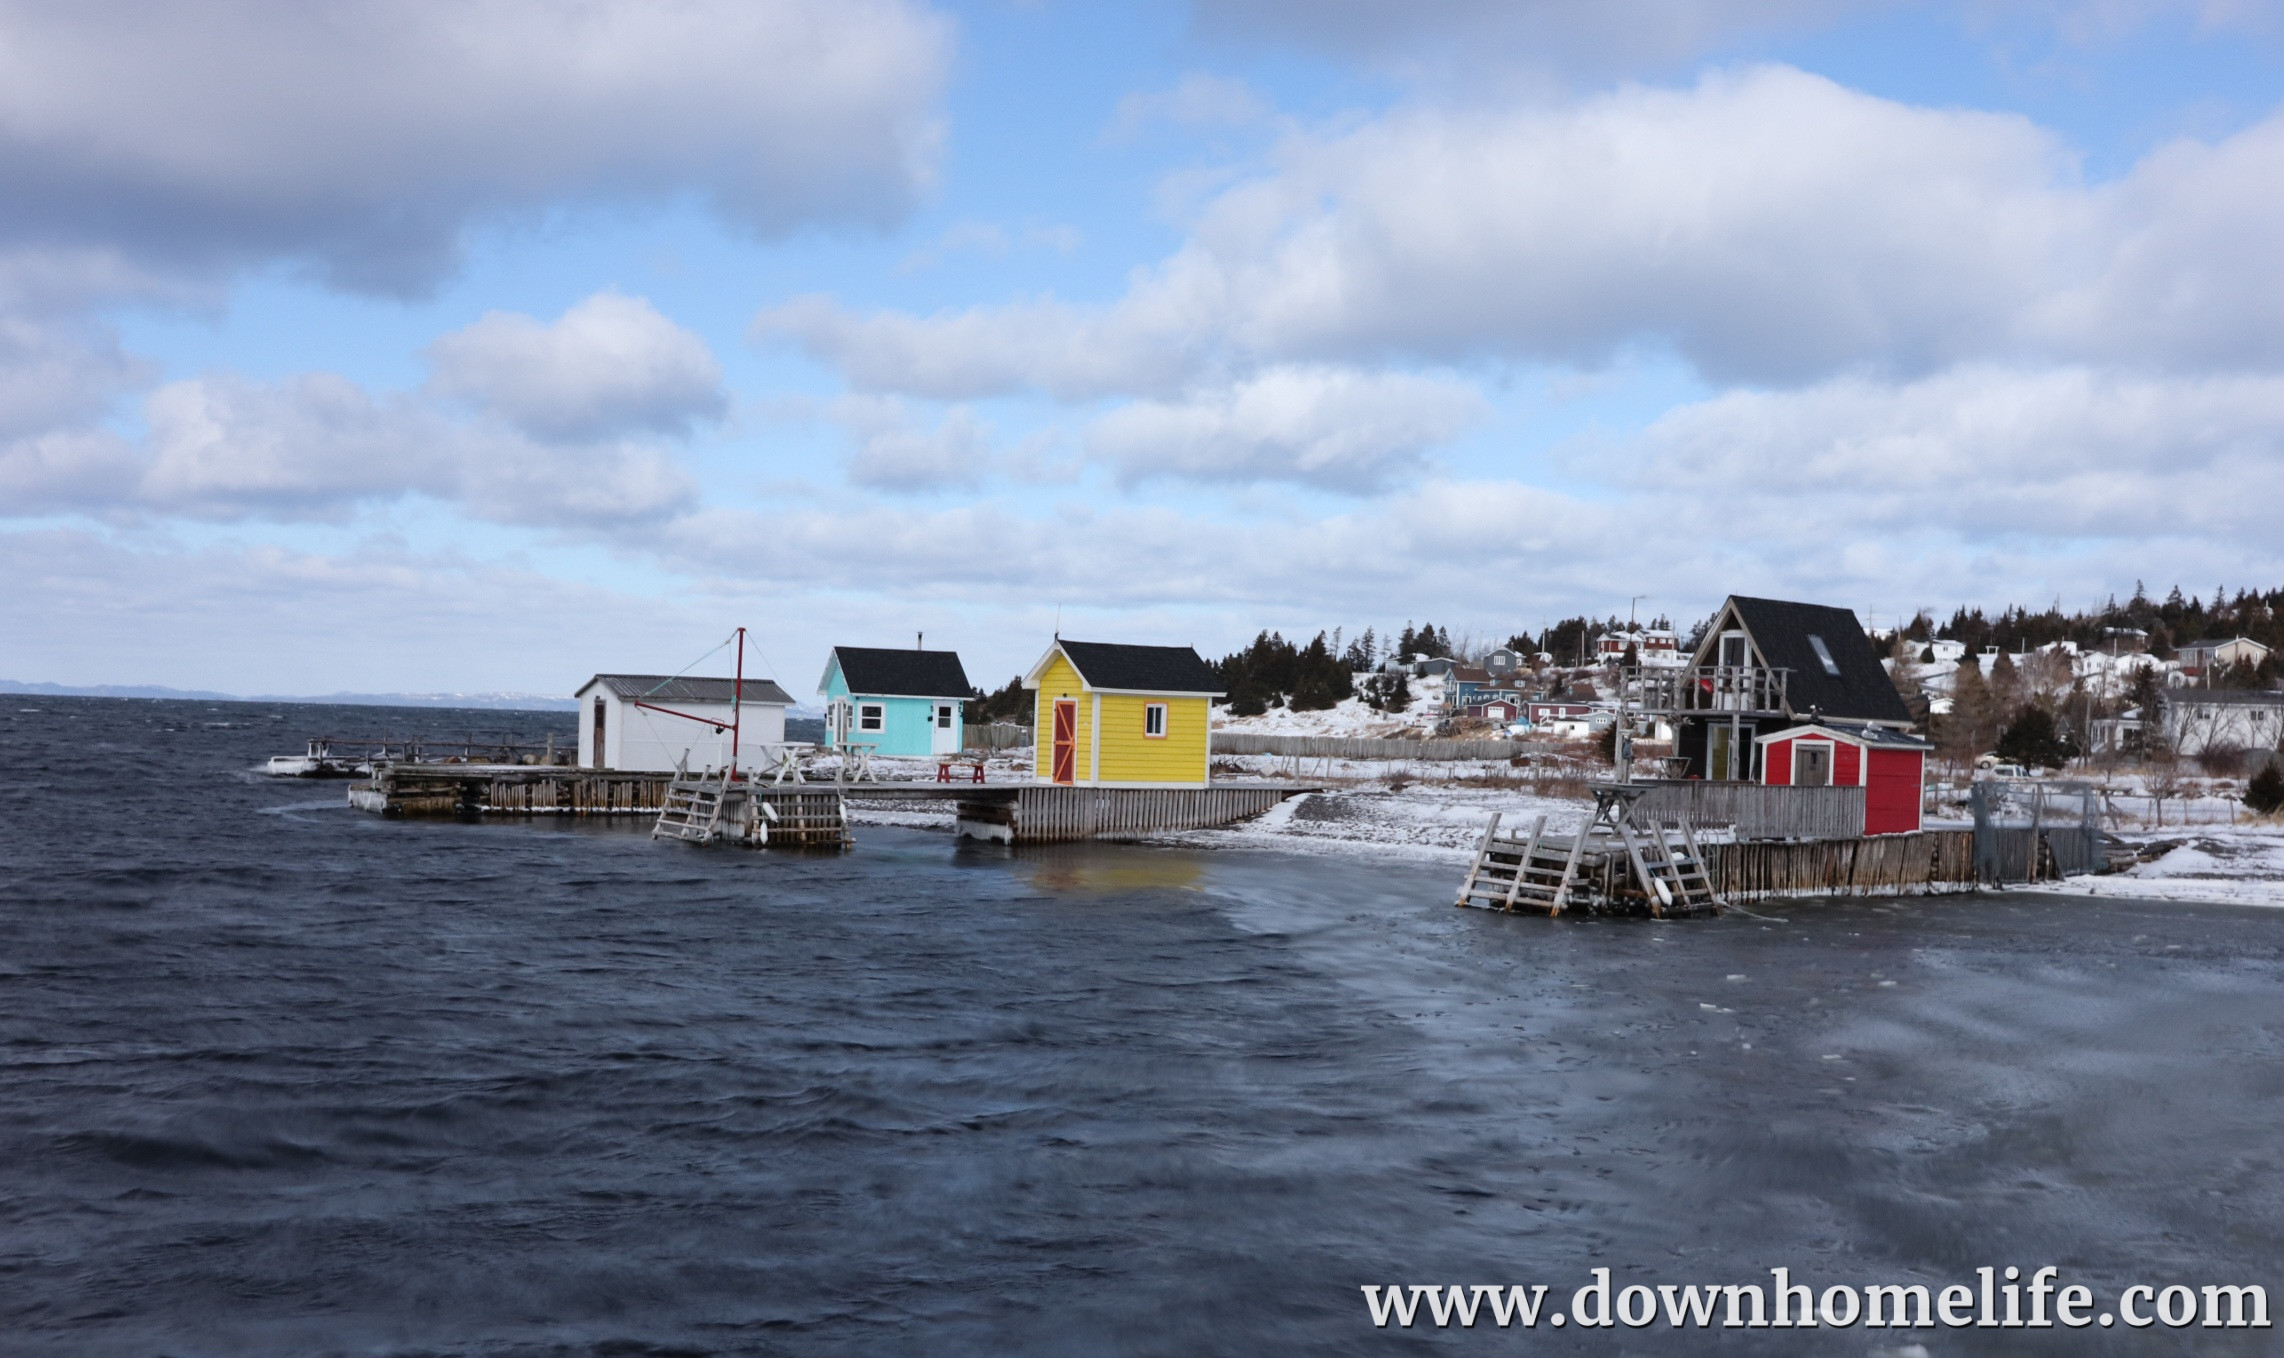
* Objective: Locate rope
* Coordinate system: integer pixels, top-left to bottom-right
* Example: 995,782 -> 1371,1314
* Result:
640,633 -> 737,698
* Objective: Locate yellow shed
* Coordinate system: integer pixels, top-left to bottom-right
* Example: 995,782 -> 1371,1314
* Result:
1023,639 -> 1224,787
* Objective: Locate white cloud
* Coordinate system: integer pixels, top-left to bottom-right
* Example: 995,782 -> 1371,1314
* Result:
0,527 -> 725,694
1637,364 -> 2284,540
0,0 -> 951,293
756,293 -> 1198,400
1085,366 -> 1483,490
139,376 -> 460,518
0,428 -> 143,515
0,315 -> 148,439
834,396 -> 994,491
763,65 -> 2284,395
427,292 -> 726,442
647,480 -> 1624,611
1,371 -> 696,526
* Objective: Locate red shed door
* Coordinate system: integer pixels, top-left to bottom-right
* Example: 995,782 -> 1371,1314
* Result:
1865,749 -> 1923,835
1051,700 -> 1077,785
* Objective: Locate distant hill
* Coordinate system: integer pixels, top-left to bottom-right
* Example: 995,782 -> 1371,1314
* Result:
1,679 -> 577,711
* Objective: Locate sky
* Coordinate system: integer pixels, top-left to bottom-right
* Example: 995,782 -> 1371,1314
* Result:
5,0 -> 2284,698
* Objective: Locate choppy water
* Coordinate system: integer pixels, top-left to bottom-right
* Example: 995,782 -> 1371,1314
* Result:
2,697 -> 2280,1356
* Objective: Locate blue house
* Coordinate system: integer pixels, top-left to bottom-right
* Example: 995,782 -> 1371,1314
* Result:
818,646 -> 973,756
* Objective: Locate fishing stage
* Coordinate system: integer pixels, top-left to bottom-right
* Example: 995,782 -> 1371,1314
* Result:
347,762 -> 1305,849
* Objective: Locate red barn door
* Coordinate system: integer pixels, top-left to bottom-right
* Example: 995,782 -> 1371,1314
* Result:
1051,700 -> 1077,785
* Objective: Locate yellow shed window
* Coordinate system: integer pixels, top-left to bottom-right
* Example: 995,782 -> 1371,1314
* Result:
1144,702 -> 1167,738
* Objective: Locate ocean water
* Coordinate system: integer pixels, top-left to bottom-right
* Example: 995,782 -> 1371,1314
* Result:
2,697 -> 2280,1356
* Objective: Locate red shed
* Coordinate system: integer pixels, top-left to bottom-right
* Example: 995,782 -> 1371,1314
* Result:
1756,721 -> 1933,836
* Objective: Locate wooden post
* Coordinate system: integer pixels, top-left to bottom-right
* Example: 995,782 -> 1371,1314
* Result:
1457,812 -> 1502,906
1504,814 -> 1547,911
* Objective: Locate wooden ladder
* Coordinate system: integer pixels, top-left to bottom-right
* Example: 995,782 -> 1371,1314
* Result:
1457,813 -> 1591,914
1615,815 -> 1722,916
653,777 -> 725,843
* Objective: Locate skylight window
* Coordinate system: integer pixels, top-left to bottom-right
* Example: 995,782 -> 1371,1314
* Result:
1807,634 -> 1842,676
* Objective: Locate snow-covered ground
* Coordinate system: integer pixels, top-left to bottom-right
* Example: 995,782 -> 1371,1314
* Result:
1210,672 -> 1452,737
2029,828 -> 2284,908
824,736 -> 2284,908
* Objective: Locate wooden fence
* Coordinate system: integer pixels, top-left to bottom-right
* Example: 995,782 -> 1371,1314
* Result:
1703,830 -> 1978,900
1630,780 -> 1864,841
1209,733 -> 1528,761
963,724 -> 1033,751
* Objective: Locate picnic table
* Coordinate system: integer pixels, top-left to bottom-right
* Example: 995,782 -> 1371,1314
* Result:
836,742 -> 881,784
936,752 -> 988,784
758,742 -> 820,784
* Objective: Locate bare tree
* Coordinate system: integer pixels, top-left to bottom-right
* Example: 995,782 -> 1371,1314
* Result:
1888,634 -> 1923,705
2145,746 -> 2185,827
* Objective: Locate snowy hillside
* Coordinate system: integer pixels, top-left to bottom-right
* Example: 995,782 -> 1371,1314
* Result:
1211,673 -> 1447,737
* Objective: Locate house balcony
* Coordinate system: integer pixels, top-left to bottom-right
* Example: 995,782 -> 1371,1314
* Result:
1623,665 -> 1791,717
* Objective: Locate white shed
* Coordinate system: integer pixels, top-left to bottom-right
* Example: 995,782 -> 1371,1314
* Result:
573,674 -> 793,773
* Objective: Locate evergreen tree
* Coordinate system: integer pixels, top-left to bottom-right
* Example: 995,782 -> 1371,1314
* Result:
2246,763 -> 2284,816
1214,630 -> 1354,714
1995,705 -> 2073,770
2125,663 -> 2163,718
972,677 -> 1030,724
1361,669 -> 1411,713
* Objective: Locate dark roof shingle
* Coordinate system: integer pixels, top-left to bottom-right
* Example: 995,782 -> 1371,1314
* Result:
588,674 -> 793,705
1724,597 -> 1913,725
829,646 -> 972,699
1055,640 -> 1223,694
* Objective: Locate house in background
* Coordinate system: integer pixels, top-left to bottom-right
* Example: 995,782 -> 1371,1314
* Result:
1526,698 -> 1598,727
1596,629 -> 1684,667
2158,690 -> 2284,756
1464,697 -> 1521,724
1446,664 -> 1526,712
818,646 -> 973,756
574,674 -> 793,773
1673,596 -> 1917,782
1024,640 -> 1222,787
2174,636 -> 2272,681
1757,722 -> 1934,835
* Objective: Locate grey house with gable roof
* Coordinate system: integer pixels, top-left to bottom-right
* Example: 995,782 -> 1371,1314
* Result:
1674,596 -> 1916,781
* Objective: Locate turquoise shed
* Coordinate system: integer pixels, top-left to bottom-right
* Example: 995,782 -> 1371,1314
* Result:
818,645 -> 973,756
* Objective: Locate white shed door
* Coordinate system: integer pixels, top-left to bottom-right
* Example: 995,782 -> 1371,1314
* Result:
931,703 -> 959,754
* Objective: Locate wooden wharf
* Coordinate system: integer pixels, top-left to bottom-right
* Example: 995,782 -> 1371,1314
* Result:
949,784 -> 1297,845
347,763 -> 1306,848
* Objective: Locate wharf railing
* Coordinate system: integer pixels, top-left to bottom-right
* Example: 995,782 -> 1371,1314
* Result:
1627,780 -> 1864,840
1626,665 -> 1792,715
301,732 -> 575,765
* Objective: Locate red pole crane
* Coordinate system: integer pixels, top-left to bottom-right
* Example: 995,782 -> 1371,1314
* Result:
730,625 -> 745,782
